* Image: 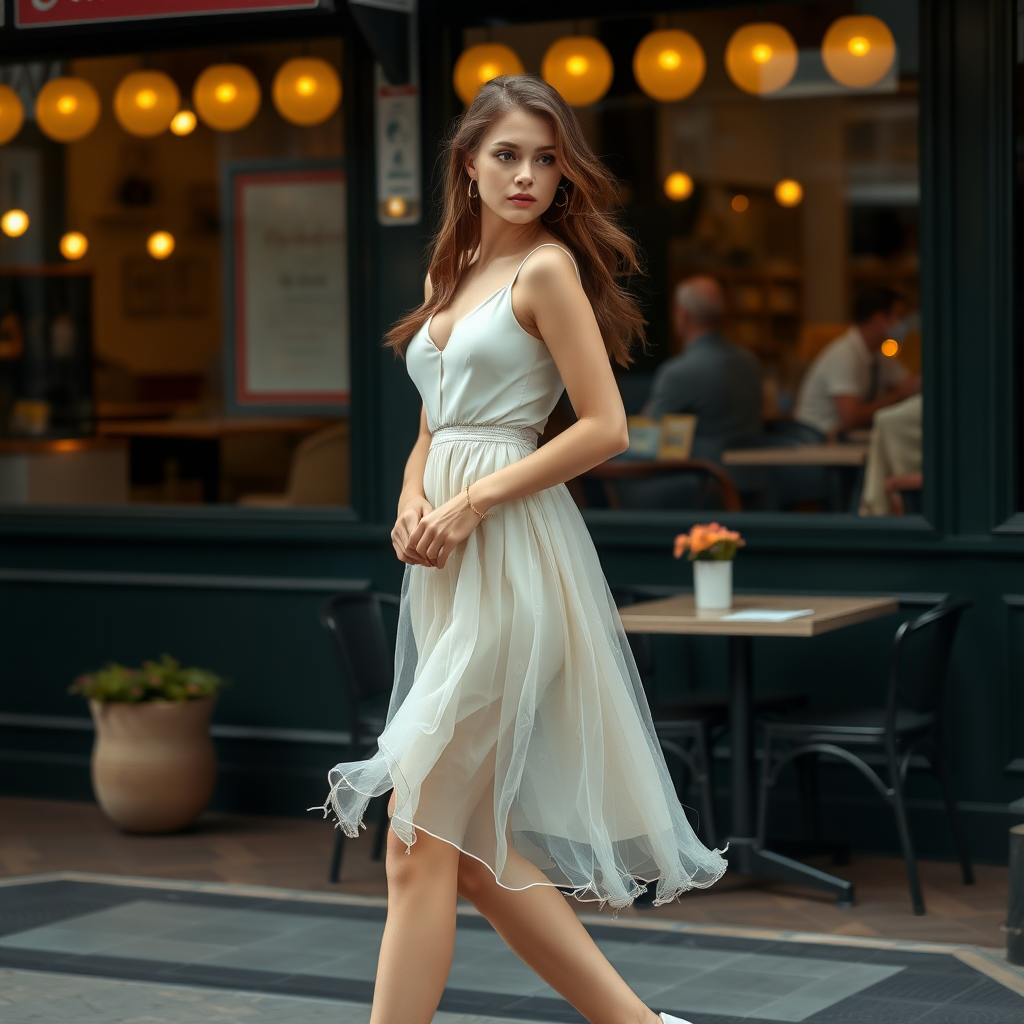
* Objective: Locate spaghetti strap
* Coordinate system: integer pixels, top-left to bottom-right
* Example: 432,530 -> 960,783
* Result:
510,243 -> 582,286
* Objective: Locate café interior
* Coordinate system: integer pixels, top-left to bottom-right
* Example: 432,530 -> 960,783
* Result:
0,1 -> 922,517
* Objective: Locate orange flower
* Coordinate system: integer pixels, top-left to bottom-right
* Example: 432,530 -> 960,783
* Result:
673,523 -> 745,561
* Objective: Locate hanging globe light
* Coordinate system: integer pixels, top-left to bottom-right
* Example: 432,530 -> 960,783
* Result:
193,64 -> 261,132
273,57 -> 342,126
822,15 -> 896,88
725,23 -> 799,96
634,30 -> 705,102
170,109 -> 197,136
774,179 -> 803,207
114,70 -> 180,138
453,44 -> 524,106
60,231 -> 88,260
1,209 -> 29,237
542,36 -> 614,107
147,231 -> 175,259
36,77 -> 101,142
664,172 -> 694,201
0,85 -> 25,146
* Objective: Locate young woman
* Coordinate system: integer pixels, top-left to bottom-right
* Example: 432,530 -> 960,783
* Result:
320,74 -> 726,1024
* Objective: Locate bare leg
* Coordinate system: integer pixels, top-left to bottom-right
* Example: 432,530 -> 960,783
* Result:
370,823 -> 461,1024
458,850 -> 660,1024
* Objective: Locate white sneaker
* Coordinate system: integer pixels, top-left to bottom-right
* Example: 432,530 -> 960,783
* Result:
660,1014 -> 694,1024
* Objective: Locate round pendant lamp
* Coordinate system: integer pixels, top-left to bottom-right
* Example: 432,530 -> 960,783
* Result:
822,15 -> 896,88
542,36 -> 614,107
36,77 -> 101,142
1,209 -> 29,237
725,23 -> 799,96
147,231 -> 175,259
634,30 -> 705,102
114,70 -> 180,137
273,57 -> 342,126
664,172 -> 694,201
774,178 -> 803,207
193,64 -> 261,132
0,85 -> 25,146
60,231 -> 88,260
170,109 -> 197,136
453,44 -> 524,105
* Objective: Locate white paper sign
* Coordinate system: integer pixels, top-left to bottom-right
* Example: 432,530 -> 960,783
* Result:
236,169 -> 349,404
722,609 -> 814,622
375,65 -> 421,225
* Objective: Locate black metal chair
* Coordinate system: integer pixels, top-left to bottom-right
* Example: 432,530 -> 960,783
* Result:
319,591 -> 400,883
613,586 -> 809,851
756,597 -> 975,915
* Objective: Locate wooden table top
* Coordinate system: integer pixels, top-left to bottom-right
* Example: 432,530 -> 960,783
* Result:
617,593 -> 898,637
0,436 -> 127,455
722,444 -> 869,467
97,417 -> 335,439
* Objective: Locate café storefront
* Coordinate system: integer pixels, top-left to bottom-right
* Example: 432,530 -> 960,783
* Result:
0,0 -> 1022,867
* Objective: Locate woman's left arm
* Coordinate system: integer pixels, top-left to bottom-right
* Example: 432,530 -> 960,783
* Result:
409,248 -> 628,567
469,247 -> 629,509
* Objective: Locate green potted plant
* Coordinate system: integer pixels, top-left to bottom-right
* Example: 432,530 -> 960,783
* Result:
69,655 -> 225,833
673,522 -> 745,611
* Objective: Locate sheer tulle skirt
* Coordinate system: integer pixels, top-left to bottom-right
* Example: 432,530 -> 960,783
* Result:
320,430 -> 727,908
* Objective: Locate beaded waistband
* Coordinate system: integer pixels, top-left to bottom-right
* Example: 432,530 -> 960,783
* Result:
430,424 -> 539,451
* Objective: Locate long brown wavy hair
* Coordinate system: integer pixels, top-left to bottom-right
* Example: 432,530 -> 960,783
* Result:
384,74 -> 645,366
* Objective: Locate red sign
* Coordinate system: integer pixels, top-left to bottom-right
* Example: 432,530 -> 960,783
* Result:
17,0 -> 318,28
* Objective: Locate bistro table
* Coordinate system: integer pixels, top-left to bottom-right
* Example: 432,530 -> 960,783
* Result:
617,592 -> 898,905
722,444 -> 869,467
97,416 -> 335,503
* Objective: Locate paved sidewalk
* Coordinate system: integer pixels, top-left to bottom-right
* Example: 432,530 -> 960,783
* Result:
1,875 -> 1021,1024
0,797 -> 1010,947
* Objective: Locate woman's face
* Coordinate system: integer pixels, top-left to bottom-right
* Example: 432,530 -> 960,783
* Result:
466,109 -> 562,225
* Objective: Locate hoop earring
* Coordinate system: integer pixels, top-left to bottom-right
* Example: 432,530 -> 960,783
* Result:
467,179 -> 479,200
555,184 -> 569,208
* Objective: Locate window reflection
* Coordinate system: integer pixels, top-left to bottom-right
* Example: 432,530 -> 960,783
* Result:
0,41 -> 350,508
472,2 -> 922,515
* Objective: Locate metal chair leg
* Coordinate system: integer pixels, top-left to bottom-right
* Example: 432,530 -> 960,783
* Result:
693,722 -> 718,850
372,792 -> 390,862
756,728 -> 775,845
888,747 -> 925,914
328,829 -> 345,883
932,749 -> 974,885
795,752 -> 821,840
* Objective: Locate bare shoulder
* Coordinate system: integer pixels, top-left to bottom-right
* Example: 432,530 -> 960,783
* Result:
515,243 -> 581,295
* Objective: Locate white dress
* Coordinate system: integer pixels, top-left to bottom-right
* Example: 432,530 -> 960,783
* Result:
322,244 -> 727,908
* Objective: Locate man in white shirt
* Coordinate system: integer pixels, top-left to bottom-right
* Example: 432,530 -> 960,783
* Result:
795,288 -> 921,438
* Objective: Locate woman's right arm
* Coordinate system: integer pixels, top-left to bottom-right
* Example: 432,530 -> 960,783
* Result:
391,275 -> 436,565
392,407 -> 434,566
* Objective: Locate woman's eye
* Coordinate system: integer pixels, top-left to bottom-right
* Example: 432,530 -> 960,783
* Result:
537,155 -> 555,165
496,151 -> 515,161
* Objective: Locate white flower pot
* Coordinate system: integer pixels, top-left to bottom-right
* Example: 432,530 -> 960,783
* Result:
693,559 -> 733,611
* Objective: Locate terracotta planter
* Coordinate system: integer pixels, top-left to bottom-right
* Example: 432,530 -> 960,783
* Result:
89,696 -> 216,833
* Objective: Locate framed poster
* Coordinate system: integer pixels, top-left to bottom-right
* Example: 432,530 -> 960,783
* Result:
223,160 -> 349,415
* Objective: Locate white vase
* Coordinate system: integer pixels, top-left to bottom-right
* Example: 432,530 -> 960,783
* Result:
693,559 -> 733,611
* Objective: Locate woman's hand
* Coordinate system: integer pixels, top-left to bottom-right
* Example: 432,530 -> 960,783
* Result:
407,489 -> 484,569
392,495 -> 435,565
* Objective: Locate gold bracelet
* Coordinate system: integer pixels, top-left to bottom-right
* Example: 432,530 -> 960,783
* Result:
465,482 -> 492,519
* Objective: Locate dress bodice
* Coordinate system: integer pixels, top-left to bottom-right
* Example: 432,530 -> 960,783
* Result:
406,245 -> 576,434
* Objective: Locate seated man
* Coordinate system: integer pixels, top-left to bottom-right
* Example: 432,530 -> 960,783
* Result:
645,276 -> 763,464
795,287 -> 920,438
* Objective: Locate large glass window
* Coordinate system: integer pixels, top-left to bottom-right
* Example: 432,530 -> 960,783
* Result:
0,40 -> 351,508
466,1 -> 921,515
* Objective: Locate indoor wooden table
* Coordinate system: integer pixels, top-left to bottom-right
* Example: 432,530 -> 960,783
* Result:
617,592 -> 898,906
722,444 -> 869,467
